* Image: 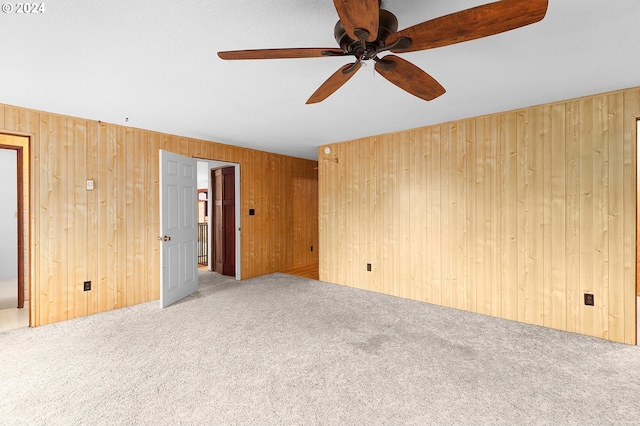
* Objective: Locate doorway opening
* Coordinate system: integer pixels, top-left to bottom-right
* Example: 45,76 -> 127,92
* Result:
0,134 -> 30,332
197,160 -> 241,280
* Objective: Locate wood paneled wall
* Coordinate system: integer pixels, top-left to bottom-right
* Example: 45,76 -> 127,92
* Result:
319,87 -> 640,344
0,104 -> 318,326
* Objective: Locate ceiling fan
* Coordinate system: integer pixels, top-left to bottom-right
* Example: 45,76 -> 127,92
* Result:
218,0 -> 548,104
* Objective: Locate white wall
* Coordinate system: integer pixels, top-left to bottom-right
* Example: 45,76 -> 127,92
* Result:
0,149 -> 17,280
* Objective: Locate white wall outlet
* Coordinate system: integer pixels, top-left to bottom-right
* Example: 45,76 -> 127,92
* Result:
86,180 -> 94,190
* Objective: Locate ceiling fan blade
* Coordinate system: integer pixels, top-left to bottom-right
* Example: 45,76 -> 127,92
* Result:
306,62 -> 362,104
333,0 -> 379,43
218,48 -> 346,60
388,0 -> 548,53
374,55 -> 445,101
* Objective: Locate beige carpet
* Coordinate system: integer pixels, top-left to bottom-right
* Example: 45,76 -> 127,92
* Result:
0,271 -> 639,425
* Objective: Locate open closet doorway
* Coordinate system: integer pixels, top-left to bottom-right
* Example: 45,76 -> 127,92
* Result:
197,160 -> 241,280
0,134 -> 30,332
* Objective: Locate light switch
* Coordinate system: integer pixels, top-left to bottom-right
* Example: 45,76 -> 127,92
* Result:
86,180 -> 94,190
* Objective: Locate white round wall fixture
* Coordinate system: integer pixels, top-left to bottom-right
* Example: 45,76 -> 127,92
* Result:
324,147 -> 331,155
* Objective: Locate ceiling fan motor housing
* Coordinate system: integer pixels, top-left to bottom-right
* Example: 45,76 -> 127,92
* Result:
334,9 -> 399,53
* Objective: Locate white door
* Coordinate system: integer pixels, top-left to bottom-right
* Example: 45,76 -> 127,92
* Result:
160,150 -> 198,308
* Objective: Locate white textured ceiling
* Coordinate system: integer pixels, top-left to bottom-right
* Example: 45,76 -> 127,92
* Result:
1,1 -> 639,160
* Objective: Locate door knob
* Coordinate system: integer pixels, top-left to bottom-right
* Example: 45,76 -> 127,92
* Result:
158,235 -> 171,241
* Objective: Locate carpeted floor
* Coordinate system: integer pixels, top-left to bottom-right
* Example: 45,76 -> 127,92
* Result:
0,271 -> 639,425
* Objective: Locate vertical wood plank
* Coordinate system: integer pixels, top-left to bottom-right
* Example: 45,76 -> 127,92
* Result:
362,141 -> 372,290
4,107 -> 20,132
68,118 -> 88,320
426,127 -> 441,305
550,104 -> 567,331
500,112 -> 519,322
488,115 -> 500,318
138,131 -> 148,304
516,110 -> 527,324
86,121 -> 99,315
379,134 -> 393,296
517,107 -> 545,327
541,105 -> 553,329
124,129 -> 136,306
591,95 -> 609,339
346,141 -> 360,288
606,92 -> 625,342
398,133 -> 411,299
465,120 -> 477,313
26,110 -> 39,327
318,146 -> 328,281
531,107 -> 545,327
335,145 -> 346,285
475,117 -> 494,315
390,134 -> 400,297
459,121 -> 470,311
373,136 -> 383,294
244,148 -> 258,278
409,129 -> 427,302
440,125 -> 451,307
579,97 -> 595,337
107,124 -> 120,310
449,122 -> 466,311
39,113 -> 69,324
624,90 -> 640,344
565,101 -> 581,333
147,134 -> 161,300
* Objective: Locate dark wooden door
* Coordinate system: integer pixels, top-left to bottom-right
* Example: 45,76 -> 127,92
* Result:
213,169 -> 223,273
212,167 -> 236,277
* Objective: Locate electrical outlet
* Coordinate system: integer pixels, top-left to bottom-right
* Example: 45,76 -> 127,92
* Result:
249,209 -> 255,216
584,293 -> 594,306
84,281 -> 91,291
367,263 -> 372,272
